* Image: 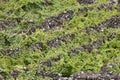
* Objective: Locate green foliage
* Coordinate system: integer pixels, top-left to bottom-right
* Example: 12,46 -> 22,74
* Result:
0,0 -> 120,79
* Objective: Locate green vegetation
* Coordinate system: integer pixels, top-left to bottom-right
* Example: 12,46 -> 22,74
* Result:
0,0 -> 120,80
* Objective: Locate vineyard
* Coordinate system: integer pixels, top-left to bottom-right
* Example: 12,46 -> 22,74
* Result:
0,0 -> 120,80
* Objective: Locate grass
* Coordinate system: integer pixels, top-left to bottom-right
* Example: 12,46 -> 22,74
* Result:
0,0 -> 120,79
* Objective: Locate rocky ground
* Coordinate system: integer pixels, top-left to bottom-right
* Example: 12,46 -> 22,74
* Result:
0,0 -> 120,80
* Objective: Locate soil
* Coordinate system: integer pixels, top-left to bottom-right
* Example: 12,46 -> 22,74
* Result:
68,32 -> 116,54
0,47 -> 21,56
37,10 -> 74,31
40,54 -> 61,67
0,18 -> 34,30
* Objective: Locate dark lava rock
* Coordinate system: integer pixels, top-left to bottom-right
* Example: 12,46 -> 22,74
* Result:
39,54 -> 61,67
107,32 -> 116,41
86,14 -> 120,33
11,10 -> 74,34
36,68 -> 46,78
15,18 -> 34,24
0,19 -> 15,30
73,71 -> 100,80
47,33 -> 75,48
36,68 -> 62,79
68,47 -> 84,55
0,47 -> 21,56
10,69 -> 19,80
40,59 -> 52,67
28,42 -> 44,51
39,16 -> 63,30
64,71 -> 120,80
100,59 -> 117,74
35,66 -> 120,79
58,77 -> 73,80
117,0 -> 120,11
100,64 -> 111,74
37,10 -> 74,30
68,43 -> 93,54
17,26 -> 36,35
77,0 -> 96,4
91,25 -> 102,32
50,54 -> 61,62
81,43 -> 93,53
57,10 -> 74,22
101,14 -> 120,28
14,18 -> 23,23
85,26 -> 94,34
78,7 -> 94,14
68,34 -> 114,54
84,14 -> 120,34
11,10 -> 73,34
73,71 -> 120,80
45,71 -> 62,80
0,18 -> 34,30
11,10 -> 74,35
97,1 -> 115,10
78,7 -> 88,14
26,27 -> 36,35
0,17 -> 34,30
91,38 -> 104,49
117,3 -> 120,11
47,38 -> 61,48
